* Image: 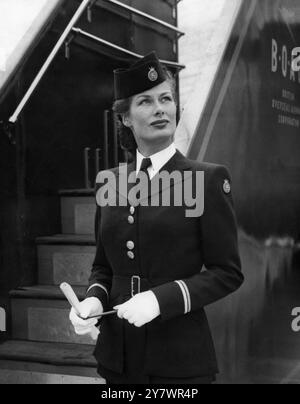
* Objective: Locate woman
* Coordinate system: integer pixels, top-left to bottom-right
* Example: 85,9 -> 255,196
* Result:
69,51 -> 244,384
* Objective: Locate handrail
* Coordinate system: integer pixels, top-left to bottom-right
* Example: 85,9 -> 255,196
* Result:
8,0 -> 184,125
9,0 -> 92,124
72,27 -> 185,70
100,0 -> 184,36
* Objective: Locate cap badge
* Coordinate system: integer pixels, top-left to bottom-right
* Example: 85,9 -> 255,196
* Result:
223,179 -> 231,194
148,67 -> 158,82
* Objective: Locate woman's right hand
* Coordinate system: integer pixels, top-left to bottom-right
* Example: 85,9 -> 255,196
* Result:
69,297 -> 103,336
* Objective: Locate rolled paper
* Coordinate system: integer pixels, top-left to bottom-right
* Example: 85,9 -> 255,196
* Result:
60,282 -> 100,340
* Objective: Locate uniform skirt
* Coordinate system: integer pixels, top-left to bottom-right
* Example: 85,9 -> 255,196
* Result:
97,321 -> 216,384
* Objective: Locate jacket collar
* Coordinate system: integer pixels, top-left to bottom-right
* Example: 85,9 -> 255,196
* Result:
136,143 -> 177,178
122,149 -> 192,178
113,150 -> 194,204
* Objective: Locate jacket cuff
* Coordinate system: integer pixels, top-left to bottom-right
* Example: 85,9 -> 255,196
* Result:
86,284 -> 109,311
151,282 -> 186,322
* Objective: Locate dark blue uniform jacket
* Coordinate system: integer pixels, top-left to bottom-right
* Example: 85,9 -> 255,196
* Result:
86,150 -> 244,378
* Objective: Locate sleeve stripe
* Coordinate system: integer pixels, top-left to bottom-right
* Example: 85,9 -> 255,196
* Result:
179,280 -> 191,313
175,280 -> 191,314
87,283 -> 109,298
175,280 -> 188,314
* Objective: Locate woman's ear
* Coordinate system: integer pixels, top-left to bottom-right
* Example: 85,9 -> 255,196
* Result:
122,115 -> 131,128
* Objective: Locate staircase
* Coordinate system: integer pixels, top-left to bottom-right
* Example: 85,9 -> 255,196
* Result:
0,189 -> 104,384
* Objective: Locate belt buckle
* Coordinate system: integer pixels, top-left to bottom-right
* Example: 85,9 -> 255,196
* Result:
131,276 -> 141,297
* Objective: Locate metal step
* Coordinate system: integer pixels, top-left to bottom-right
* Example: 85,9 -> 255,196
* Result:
36,235 -> 96,286
10,286 -> 96,346
0,368 -> 101,384
10,285 -> 87,300
0,340 -> 104,384
59,191 -> 96,235
36,234 -> 96,245
59,189 -> 94,197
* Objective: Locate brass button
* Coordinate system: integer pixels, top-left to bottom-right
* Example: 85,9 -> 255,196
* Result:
130,206 -> 135,215
126,241 -> 135,250
127,251 -> 135,260
128,216 -> 135,225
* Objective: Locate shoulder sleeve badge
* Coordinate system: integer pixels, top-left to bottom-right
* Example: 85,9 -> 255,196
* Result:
223,179 -> 231,194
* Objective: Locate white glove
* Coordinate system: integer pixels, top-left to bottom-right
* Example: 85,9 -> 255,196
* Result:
114,291 -> 160,328
69,297 -> 103,338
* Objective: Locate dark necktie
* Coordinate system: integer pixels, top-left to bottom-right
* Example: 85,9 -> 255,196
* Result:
139,158 -> 152,181
136,158 -> 152,200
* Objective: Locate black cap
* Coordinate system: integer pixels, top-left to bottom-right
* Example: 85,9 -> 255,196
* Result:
114,51 -> 167,100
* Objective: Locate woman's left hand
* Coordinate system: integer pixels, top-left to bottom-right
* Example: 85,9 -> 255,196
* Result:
114,291 -> 160,327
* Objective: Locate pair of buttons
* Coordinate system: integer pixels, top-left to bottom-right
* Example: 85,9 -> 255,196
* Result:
127,240 -> 135,259
128,206 -> 135,225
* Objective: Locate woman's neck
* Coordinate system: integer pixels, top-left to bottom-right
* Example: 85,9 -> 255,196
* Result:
137,138 -> 173,158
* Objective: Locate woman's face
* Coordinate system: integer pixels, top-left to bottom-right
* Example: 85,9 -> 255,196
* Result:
123,81 -> 177,148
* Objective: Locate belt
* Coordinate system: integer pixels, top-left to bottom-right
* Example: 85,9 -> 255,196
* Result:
112,276 -> 150,297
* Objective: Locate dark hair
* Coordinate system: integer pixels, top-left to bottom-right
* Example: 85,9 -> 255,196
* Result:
112,69 -> 177,157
